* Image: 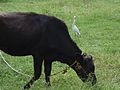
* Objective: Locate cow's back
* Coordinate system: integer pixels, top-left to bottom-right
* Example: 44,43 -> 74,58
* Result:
0,12 -> 81,57
0,12 -> 51,55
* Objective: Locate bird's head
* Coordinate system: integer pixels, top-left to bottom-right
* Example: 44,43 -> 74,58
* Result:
74,16 -> 76,19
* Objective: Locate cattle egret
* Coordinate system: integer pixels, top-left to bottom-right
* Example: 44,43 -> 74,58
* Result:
72,16 -> 80,35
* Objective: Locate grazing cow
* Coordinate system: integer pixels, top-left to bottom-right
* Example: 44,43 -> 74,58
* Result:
0,12 -> 97,89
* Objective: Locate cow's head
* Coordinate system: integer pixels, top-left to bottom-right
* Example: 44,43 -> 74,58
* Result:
71,53 -> 97,85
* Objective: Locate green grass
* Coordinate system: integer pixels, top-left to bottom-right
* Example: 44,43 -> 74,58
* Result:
0,0 -> 120,90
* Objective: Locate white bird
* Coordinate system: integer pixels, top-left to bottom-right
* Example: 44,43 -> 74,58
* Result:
72,16 -> 80,35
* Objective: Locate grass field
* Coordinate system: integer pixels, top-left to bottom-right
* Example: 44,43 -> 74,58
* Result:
0,0 -> 120,90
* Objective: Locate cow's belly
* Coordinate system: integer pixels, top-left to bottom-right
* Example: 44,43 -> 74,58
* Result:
0,36 -> 40,56
0,45 -> 32,56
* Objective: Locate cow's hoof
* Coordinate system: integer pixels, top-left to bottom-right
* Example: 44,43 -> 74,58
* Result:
23,83 -> 31,90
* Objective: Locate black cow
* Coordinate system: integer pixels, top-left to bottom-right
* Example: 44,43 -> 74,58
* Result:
0,12 -> 97,89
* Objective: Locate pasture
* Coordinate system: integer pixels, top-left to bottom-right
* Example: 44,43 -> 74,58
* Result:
0,0 -> 120,90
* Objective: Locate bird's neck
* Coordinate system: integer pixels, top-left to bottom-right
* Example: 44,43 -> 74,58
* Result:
72,19 -> 76,25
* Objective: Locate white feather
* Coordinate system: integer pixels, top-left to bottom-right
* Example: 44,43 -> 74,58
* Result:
72,16 -> 80,35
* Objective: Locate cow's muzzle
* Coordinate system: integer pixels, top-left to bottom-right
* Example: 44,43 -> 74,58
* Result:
79,73 -> 97,86
86,73 -> 97,85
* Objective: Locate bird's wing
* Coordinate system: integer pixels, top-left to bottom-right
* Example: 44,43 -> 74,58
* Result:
74,25 -> 80,35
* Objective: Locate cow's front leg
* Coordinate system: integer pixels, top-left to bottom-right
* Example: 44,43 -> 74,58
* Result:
44,60 -> 52,86
24,56 -> 43,89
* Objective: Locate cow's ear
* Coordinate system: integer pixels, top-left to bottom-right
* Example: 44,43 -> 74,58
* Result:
74,52 -> 83,61
82,53 -> 93,62
74,52 -> 81,58
82,52 -> 92,60
74,52 -> 86,65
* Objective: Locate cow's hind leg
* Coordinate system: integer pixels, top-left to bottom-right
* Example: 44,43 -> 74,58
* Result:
44,60 -> 52,86
24,55 -> 43,89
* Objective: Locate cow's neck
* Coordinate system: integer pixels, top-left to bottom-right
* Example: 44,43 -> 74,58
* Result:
58,41 -> 82,66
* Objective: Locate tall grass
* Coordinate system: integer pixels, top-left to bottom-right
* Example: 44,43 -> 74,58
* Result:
0,0 -> 120,90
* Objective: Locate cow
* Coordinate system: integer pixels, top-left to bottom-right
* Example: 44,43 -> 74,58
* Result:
0,12 -> 97,89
